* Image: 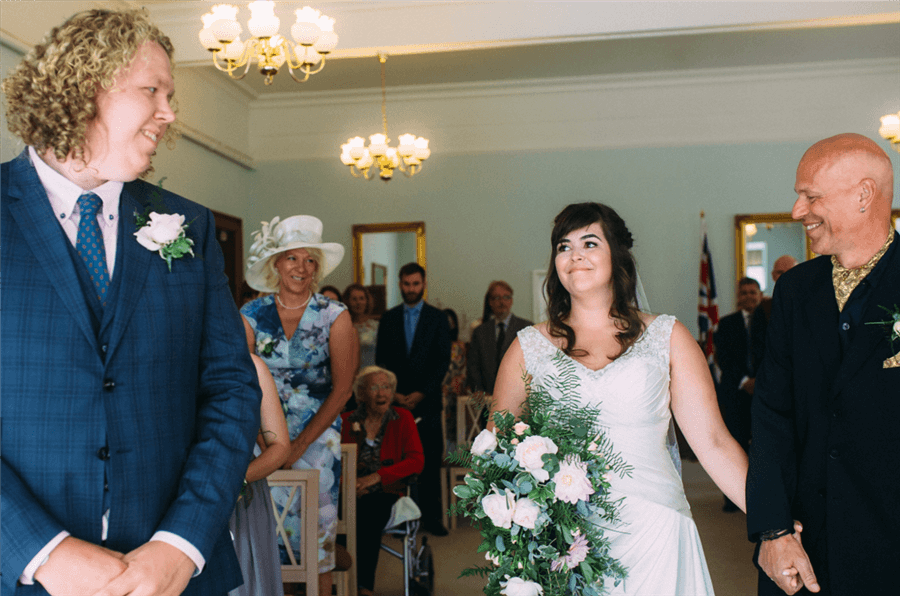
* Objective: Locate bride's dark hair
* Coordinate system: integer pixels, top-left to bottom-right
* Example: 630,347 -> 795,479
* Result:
545,202 -> 644,359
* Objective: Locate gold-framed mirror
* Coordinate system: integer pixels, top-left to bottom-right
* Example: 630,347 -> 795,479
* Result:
352,221 -> 426,313
736,210 -> 900,292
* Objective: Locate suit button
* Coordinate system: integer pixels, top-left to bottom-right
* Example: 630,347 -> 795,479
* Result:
841,322 -> 850,331
829,448 -> 839,459
104,483 -> 109,491
103,379 -> 115,391
101,344 -> 108,353
97,447 -> 110,460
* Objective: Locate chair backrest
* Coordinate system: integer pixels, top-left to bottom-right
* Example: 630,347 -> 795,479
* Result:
456,394 -> 486,446
268,469 -> 320,595
337,443 -> 358,596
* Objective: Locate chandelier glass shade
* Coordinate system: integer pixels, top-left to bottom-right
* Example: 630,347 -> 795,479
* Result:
199,2 -> 337,85
340,56 -> 430,181
879,112 -> 900,153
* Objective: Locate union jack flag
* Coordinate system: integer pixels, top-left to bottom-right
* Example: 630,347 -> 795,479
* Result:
698,214 -> 718,364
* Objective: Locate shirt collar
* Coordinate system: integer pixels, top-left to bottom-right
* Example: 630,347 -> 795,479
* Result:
493,313 -> 513,327
403,300 -> 424,315
29,146 -> 123,226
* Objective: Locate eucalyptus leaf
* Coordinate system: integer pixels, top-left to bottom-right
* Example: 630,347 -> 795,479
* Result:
495,535 -> 506,552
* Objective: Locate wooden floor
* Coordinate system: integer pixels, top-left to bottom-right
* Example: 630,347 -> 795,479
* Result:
371,460 -> 758,595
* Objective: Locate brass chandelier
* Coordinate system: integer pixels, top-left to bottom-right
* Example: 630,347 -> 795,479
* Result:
199,2 -> 337,85
879,112 -> 900,153
340,55 -> 431,181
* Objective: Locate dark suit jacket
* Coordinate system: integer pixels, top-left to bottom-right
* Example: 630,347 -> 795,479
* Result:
749,298 -> 773,373
714,310 -> 753,398
467,314 -> 532,394
1,152 -> 261,595
747,234 -> 900,594
375,302 -> 451,420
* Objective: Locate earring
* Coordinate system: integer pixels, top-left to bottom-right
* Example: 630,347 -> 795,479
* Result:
860,207 -> 866,213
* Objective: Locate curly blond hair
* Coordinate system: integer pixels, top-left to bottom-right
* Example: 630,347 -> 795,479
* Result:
1,8 -> 176,168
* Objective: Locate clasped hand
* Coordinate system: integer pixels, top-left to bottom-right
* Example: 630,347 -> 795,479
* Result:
35,537 -> 195,596
758,521 -> 820,595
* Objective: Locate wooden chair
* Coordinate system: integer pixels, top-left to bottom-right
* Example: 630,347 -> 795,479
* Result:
335,442 -> 358,596
447,394 -> 486,529
268,468 -> 320,596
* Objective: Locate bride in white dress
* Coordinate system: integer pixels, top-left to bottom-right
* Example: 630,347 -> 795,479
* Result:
491,202 -> 749,595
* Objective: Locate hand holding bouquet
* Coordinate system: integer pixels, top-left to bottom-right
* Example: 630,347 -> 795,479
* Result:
448,353 -> 632,596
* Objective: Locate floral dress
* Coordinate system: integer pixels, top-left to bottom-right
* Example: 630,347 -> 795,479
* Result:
241,293 -> 346,573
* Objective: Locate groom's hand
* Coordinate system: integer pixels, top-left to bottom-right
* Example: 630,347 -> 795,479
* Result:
92,541 -> 194,596
759,527 -> 819,594
33,537 -> 126,595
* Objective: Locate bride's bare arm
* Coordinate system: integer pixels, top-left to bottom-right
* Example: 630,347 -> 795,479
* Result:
668,321 -> 748,512
487,337 -> 528,431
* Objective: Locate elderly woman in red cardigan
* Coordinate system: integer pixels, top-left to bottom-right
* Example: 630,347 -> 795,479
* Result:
342,365 -> 425,596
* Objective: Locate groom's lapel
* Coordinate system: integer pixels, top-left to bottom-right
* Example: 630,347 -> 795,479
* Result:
105,181 -> 153,359
5,153 -> 98,350
831,237 -> 900,396
803,260 -> 840,377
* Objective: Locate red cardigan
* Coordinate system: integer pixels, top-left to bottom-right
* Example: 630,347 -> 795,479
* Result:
341,406 -> 424,491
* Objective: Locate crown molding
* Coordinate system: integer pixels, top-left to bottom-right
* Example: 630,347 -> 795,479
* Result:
252,57 -> 899,111
248,57 -> 899,161
172,121 -> 255,170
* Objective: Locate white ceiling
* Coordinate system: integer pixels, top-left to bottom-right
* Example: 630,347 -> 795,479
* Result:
2,1 -> 897,99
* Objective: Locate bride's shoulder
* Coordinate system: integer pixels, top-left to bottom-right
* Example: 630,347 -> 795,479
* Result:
528,322 -> 565,348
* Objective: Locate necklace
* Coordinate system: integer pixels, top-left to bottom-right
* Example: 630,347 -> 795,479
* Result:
276,291 -> 311,310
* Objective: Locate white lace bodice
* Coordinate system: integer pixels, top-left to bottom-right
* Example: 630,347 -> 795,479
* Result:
519,315 -> 690,516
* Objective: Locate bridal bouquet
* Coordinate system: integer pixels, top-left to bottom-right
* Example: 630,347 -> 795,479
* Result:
448,353 -> 631,596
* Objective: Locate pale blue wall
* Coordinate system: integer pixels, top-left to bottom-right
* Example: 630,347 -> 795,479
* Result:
251,143 -> 899,333
1,42 -> 27,162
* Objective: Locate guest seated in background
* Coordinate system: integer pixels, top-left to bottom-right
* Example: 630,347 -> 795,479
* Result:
467,281 -> 532,396
320,285 -> 342,302
344,283 -> 379,369
342,366 -> 425,596
229,355 -> 291,596
442,308 -> 467,450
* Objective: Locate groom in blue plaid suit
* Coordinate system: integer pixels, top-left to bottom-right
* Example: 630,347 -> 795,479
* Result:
1,9 -> 260,595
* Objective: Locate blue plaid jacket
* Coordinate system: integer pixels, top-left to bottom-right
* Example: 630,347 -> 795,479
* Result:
1,151 -> 261,595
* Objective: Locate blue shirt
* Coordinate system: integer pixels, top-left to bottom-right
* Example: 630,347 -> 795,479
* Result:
403,301 -> 424,354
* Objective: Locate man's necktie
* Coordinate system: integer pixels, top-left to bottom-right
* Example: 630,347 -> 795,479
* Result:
76,192 -> 109,303
496,321 -> 506,364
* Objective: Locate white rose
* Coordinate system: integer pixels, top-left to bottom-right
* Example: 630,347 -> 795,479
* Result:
893,320 -> 900,338
511,497 -> 540,529
135,212 -> 185,251
481,489 -> 516,529
485,552 -> 500,566
470,428 -> 498,457
500,576 -> 544,596
552,457 -> 595,504
513,421 -> 530,435
514,435 -> 558,483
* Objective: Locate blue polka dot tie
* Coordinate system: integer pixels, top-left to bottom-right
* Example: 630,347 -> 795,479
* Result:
76,192 -> 109,303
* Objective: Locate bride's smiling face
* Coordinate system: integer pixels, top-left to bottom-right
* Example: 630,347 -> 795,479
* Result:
554,222 -> 613,296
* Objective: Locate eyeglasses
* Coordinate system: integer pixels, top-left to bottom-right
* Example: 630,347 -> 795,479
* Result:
367,384 -> 392,392
489,295 -> 512,302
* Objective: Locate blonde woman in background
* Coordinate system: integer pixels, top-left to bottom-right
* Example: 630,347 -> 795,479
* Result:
241,215 -> 358,596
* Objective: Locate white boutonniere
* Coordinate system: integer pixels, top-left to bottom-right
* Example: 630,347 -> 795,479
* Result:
866,304 -> 900,368
134,212 -> 194,272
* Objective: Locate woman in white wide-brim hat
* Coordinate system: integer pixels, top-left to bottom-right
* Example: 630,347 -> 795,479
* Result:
240,215 -> 359,596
